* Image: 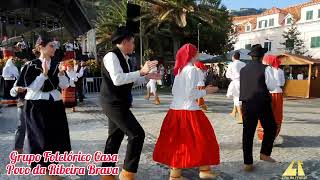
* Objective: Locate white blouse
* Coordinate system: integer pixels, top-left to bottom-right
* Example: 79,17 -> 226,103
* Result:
196,68 -> 205,87
24,59 -> 69,101
226,60 -> 246,98
66,70 -> 78,87
2,58 -> 20,80
170,63 -> 206,110
64,43 -> 74,51
226,60 -> 246,81
270,68 -> 285,93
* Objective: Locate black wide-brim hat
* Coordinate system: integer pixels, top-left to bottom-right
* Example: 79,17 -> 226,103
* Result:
248,44 -> 268,57
111,26 -> 134,45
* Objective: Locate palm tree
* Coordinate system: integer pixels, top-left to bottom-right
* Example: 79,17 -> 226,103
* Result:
140,0 -> 229,55
95,0 -> 127,49
94,0 -> 232,55
140,0 -> 226,33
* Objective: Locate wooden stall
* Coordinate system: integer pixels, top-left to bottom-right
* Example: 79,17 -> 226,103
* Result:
278,53 -> 320,98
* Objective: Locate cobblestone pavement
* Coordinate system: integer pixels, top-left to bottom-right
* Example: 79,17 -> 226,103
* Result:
0,92 -> 319,180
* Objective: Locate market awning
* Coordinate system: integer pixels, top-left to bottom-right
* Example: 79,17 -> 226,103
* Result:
278,53 -> 320,65
227,49 -> 252,61
199,49 -> 253,64
0,0 -> 92,37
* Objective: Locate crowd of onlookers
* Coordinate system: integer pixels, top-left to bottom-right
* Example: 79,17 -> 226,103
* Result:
0,36 -> 89,63
149,63 -> 228,89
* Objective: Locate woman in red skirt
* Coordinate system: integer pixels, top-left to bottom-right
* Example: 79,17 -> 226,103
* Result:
257,55 -> 285,143
153,44 -> 220,180
62,60 -> 78,112
194,61 -> 208,111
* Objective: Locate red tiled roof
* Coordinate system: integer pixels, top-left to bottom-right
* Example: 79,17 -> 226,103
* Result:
259,7 -> 288,17
233,0 -> 320,33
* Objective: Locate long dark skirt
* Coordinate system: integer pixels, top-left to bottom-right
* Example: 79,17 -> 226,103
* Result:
24,100 -> 71,168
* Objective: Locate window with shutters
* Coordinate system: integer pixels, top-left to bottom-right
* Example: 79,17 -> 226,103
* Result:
264,42 -> 272,51
245,25 -> 251,32
311,37 -> 320,48
269,18 -> 274,27
306,10 -> 313,20
287,17 -> 292,25
258,21 -> 262,28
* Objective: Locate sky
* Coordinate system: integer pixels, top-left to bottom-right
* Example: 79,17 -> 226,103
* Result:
221,0 -> 310,10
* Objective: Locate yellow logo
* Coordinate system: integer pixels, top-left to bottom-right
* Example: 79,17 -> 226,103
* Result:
282,160 -> 307,179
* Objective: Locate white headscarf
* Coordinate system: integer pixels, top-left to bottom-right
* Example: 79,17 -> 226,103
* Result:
2,58 -> 19,79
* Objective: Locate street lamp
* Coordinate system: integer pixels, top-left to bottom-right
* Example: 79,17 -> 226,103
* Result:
197,23 -> 201,51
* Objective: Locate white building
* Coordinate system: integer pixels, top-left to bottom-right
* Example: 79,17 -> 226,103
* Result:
232,0 -> 320,58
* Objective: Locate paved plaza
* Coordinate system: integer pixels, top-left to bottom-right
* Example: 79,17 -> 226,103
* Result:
0,92 -> 319,180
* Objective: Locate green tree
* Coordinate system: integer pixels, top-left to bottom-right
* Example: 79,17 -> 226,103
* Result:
95,0 -> 128,49
94,0 -> 233,56
281,24 -> 307,55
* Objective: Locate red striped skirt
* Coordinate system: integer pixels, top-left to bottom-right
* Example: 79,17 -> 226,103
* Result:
62,87 -> 77,108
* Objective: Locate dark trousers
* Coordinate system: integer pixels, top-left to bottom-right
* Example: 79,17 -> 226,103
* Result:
15,106 -> 26,150
76,81 -> 84,102
101,103 -> 145,173
242,101 -> 277,165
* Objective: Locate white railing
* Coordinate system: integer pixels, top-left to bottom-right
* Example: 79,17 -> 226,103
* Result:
83,77 -> 145,95
84,77 -> 103,94
1,76 -> 144,95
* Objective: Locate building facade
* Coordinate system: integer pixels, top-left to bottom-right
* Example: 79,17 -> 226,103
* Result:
232,0 -> 320,58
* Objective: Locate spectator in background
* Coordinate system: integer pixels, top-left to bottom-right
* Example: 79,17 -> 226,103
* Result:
74,59 -> 86,102
129,52 -> 138,71
2,49 -> 19,100
205,67 -> 217,87
297,71 -> 304,80
53,37 -> 61,49
159,64 -> 165,87
63,39 -> 75,60
167,65 -> 173,86
73,39 -> 82,61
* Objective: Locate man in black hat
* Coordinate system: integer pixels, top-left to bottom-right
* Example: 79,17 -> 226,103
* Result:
100,26 -> 159,180
240,44 -> 278,171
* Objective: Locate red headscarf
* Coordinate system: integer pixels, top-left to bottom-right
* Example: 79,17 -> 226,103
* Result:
194,60 -> 208,71
174,43 -> 198,76
3,49 -> 14,59
263,55 -> 281,69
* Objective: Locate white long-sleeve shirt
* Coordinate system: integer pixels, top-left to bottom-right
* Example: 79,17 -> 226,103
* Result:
226,60 -> 246,81
103,51 -> 146,87
74,65 -> 85,78
2,58 -> 20,80
264,66 -> 278,92
196,68 -> 205,87
170,63 -> 206,110
226,60 -> 246,98
24,59 -> 69,101
66,70 -> 78,87
270,68 -> 285,93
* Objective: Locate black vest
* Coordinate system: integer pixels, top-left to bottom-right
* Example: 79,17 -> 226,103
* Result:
76,65 -> 84,84
17,59 -> 60,92
100,48 -> 133,107
239,61 -> 271,103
